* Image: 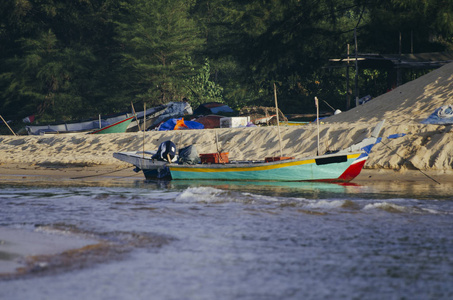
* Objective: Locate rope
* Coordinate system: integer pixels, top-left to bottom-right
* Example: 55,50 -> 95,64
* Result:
379,139 -> 441,185
70,166 -> 133,180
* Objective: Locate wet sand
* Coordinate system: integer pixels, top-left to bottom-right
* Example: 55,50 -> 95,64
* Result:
0,227 -> 101,276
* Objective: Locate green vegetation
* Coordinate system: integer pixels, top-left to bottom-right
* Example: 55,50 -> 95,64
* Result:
1,0 -> 452,127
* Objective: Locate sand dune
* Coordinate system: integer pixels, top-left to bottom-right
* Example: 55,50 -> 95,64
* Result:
325,61 -> 453,125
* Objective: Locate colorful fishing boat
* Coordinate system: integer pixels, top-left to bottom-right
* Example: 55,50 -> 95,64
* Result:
113,120 -> 384,182
168,151 -> 366,182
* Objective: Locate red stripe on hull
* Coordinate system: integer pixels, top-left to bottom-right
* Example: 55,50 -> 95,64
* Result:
89,116 -> 134,134
315,158 -> 367,183
337,159 -> 367,181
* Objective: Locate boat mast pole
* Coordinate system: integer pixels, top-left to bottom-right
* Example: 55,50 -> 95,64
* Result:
143,102 -> 146,159
315,97 -> 320,155
274,83 -> 283,157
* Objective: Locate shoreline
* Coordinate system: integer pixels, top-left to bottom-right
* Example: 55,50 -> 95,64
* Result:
0,163 -> 450,185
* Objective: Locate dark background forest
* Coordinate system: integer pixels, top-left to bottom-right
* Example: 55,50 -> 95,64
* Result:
1,0 -> 452,125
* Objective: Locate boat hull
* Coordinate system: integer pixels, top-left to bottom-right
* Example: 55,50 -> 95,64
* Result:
113,151 -> 172,179
168,152 -> 364,182
89,116 -> 134,134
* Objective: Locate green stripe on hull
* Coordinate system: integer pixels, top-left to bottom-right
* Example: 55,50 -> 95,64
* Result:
169,154 -> 360,181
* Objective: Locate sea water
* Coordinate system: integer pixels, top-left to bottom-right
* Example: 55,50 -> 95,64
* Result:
0,177 -> 452,300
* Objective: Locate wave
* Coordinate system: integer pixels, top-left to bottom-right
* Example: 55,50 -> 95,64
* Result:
363,201 -> 446,214
173,186 -> 450,216
175,186 -> 258,204
175,187 -> 348,209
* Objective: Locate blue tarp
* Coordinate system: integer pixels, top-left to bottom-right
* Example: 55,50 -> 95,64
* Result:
387,133 -> 406,139
148,102 -> 193,129
421,105 -> 453,124
158,118 -> 204,131
361,133 -> 406,154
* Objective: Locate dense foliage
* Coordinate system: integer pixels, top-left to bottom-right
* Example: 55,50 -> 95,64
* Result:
1,0 -> 452,125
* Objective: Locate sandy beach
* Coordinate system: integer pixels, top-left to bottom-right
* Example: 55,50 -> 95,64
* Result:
0,120 -> 452,181
0,62 -> 452,176
1,62 -> 453,278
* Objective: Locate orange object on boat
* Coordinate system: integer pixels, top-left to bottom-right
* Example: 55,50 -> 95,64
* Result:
200,152 -> 229,164
174,118 -> 188,130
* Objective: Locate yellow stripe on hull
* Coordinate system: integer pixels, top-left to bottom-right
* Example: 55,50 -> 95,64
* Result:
170,153 -> 360,173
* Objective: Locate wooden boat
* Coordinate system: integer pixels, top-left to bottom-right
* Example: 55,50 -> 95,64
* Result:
113,120 -> 385,182
168,151 -> 368,182
88,116 -> 134,134
114,148 -> 366,182
25,113 -> 132,135
168,151 -> 366,182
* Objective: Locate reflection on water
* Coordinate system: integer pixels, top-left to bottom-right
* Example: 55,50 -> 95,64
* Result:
166,177 -> 453,200
0,177 -> 452,300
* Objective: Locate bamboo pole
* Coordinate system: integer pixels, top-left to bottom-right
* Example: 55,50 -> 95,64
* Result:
215,130 -> 225,163
0,115 -> 16,136
354,27 -> 359,107
315,97 -> 320,155
143,103 -> 146,159
273,83 -> 283,157
215,130 -> 220,153
346,44 -> 351,110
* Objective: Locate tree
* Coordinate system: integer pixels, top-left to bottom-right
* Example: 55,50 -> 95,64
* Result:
115,0 -> 205,106
362,0 -> 453,53
184,58 -> 224,108
0,0 -> 122,122
209,0 -> 365,112
2,29 -> 99,121
1,0 -> 452,124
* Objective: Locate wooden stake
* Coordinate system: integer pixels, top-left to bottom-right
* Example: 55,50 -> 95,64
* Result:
143,103 -> 146,159
0,115 -> 16,136
274,83 -> 283,157
354,27 -> 359,106
346,43 -> 351,110
131,101 -> 141,131
315,97 -> 320,155
215,130 -> 220,153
